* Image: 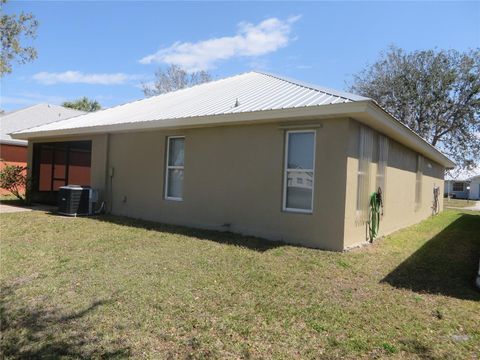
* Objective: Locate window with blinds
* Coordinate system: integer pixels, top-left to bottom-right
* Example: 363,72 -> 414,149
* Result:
375,135 -> 389,213
415,155 -> 423,211
283,130 -> 316,213
356,126 -> 374,224
165,136 -> 185,201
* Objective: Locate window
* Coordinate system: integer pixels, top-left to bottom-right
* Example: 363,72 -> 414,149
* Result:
356,126 -> 374,224
375,134 -> 389,213
165,136 -> 185,201
283,130 -> 315,213
453,182 -> 464,192
415,155 -> 423,210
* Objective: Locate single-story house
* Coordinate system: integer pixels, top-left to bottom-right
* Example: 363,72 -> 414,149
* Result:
444,180 -> 469,199
0,104 -> 84,195
470,176 -> 480,200
444,168 -> 480,199
11,72 -> 455,251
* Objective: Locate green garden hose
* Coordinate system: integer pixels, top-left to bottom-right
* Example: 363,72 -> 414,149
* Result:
368,188 -> 383,242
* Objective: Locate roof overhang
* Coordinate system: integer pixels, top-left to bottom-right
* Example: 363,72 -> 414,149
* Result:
11,100 -> 455,169
0,139 -> 27,146
355,102 -> 455,169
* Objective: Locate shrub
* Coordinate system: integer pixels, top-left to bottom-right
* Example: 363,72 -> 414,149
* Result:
0,164 -> 27,201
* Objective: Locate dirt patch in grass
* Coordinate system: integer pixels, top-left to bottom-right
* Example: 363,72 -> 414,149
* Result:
444,198 -> 477,208
1,210 -> 479,358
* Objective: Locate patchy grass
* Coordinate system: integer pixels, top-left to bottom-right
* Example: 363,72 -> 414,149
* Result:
0,210 -> 479,359
444,198 -> 477,209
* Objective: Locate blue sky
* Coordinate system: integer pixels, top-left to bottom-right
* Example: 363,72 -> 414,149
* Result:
1,1 -> 479,111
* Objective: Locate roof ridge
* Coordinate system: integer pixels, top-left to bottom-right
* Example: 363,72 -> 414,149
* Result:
0,103 -> 48,118
3,103 -> 86,135
1,103 -> 83,119
144,71 -> 251,100
62,72 -> 252,120
254,71 -> 370,102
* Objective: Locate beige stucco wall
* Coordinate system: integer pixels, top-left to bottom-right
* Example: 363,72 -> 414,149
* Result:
343,119 -> 445,249
106,119 -> 350,250
25,117 -> 446,251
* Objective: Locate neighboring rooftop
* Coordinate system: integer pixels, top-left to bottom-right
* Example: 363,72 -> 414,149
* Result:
1,104 -> 85,146
446,167 -> 480,181
12,72 -> 369,136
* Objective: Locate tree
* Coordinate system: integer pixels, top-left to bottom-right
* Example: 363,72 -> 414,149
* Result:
0,0 -> 38,76
0,164 -> 27,200
62,97 -> 101,112
349,46 -> 480,169
142,64 -> 212,96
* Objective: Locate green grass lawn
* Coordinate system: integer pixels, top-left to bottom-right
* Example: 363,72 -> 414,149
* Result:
1,210 -> 479,359
444,198 -> 477,208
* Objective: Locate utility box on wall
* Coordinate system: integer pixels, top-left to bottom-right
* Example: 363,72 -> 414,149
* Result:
58,185 -> 98,216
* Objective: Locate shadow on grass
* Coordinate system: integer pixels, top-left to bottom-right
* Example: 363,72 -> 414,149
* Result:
0,197 -> 26,207
0,282 -> 130,358
382,213 -> 480,301
88,214 -> 287,253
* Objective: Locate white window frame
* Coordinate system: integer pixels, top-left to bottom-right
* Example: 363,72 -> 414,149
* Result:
355,126 -> 374,224
165,136 -> 185,201
282,130 -> 316,214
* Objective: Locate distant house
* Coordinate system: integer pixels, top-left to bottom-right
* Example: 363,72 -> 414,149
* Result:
0,104 -> 84,195
11,72 -> 455,250
469,176 -> 480,200
444,168 -> 480,199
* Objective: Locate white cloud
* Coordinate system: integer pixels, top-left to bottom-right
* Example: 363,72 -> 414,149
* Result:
139,15 -> 301,71
33,71 -> 144,85
296,64 -> 312,70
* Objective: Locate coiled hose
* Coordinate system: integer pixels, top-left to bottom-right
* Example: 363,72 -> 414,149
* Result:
368,188 -> 383,242
432,185 -> 440,215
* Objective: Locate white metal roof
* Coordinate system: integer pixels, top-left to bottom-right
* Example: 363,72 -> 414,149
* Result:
10,71 -> 455,168
12,72 -> 368,136
1,104 -> 84,146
